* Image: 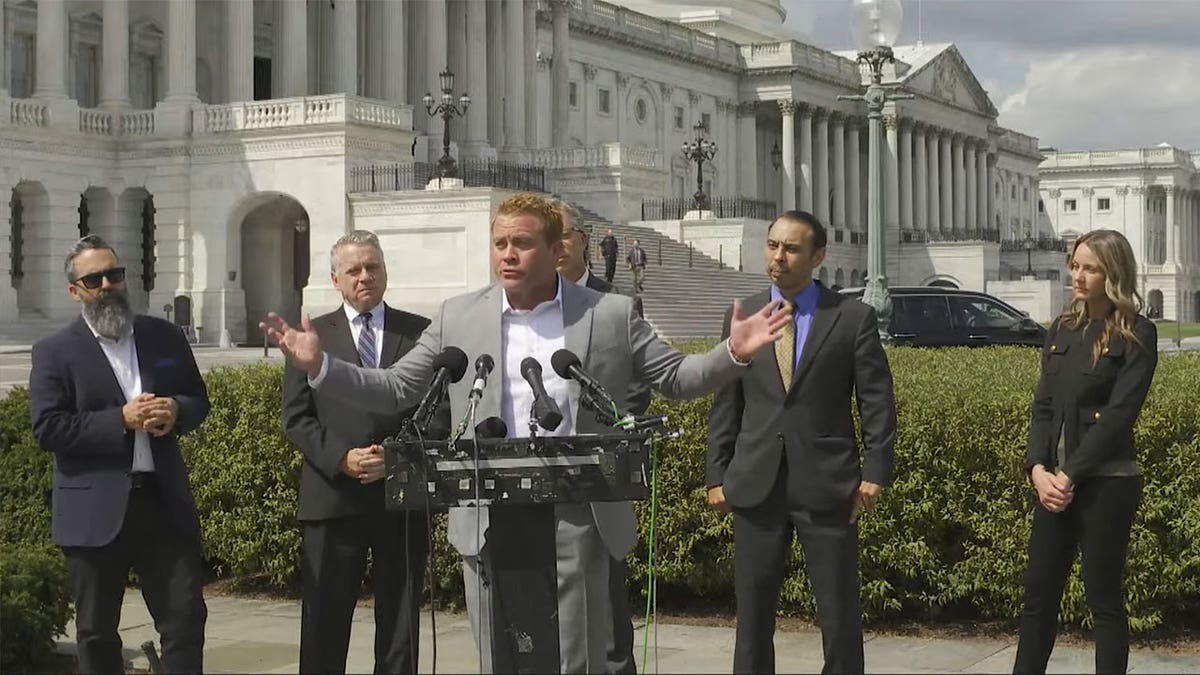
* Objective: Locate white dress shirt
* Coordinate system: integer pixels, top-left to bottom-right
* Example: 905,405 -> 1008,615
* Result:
574,268 -> 592,287
85,319 -> 154,473
501,278 -> 575,438
344,301 -> 385,367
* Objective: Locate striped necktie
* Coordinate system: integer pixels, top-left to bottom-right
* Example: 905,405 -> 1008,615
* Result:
357,313 -> 377,368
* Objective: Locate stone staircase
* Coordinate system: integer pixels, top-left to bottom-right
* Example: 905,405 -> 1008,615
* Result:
569,202 -> 768,339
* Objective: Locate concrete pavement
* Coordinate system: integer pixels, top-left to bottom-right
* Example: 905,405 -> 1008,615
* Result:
54,589 -> 1200,674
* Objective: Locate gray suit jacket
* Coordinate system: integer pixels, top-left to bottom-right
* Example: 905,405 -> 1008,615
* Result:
318,278 -> 743,557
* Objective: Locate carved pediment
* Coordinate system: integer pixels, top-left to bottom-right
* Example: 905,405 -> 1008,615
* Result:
905,46 -> 998,117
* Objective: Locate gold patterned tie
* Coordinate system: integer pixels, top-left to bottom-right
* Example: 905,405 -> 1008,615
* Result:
775,300 -> 796,391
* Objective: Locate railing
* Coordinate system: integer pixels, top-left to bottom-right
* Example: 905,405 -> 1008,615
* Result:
78,108 -> 156,136
740,42 -> 861,85
831,229 -> 867,245
999,237 -> 1071,253
1004,268 -> 1062,281
1041,147 -> 1193,169
195,94 -> 412,133
10,99 -> 48,127
640,196 -> 775,221
565,0 -> 742,67
349,160 -> 545,193
527,143 -> 661,170
900,228 -> 1002,244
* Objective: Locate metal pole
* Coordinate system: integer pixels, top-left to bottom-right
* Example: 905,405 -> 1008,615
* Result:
719,244 -> 723,269
688,242 -> 693,268
657,239 -> 662,265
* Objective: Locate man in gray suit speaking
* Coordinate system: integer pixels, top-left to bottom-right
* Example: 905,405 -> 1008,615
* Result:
261,193 -> 790,673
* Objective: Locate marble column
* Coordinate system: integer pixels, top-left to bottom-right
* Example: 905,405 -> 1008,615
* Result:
464,0 -> 488,147
226,0 -> 254,103
939,132 -> 953,231
884,115 -> 899,229
898,120 -> 912,230
846,120 -> 861,232
524,0 -> 537,148
550,0 -> 570,147
504,0 -> 526,149
814,110 -> 829,223
976,144 -> 988,233
965,141 -> 977,231
780,100 -> 797,211
914,124 -> 928,230
0,0 -> 6,96
426,0 -> 447,99
35,0 -> 69,98
799,106 -> 813,211
986,155 -> 997,233
332,0 -> 357,94
165,0 -> 197,101
736,102 -> 758,199
1166,185 -> 1178,265
952,135 -> 966,231
279,0 -> 308,97
380,0 -> 405,102
927,130 -> 940,232
831,114 -> 846,229
99,0 -> 130,108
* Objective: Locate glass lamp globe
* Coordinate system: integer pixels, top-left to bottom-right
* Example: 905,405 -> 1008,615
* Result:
849,0 -> 903,50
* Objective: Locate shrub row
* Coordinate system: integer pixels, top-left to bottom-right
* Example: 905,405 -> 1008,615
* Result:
2,348 -> 1198,631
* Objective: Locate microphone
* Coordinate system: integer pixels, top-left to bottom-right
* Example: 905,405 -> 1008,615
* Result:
410,346 -> 469,432
474,416 -> 509,440
469,354 -> 495,400
551,349 -> 619,414
520,357 -> 563,431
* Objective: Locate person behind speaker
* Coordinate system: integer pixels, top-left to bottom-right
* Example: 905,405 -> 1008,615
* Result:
282,231 -> 447,674
706,211 -> 897,674
1013,229 -> 1158,674
260,193 -> 791,674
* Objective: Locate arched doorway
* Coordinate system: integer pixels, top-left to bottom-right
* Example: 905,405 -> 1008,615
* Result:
1147,289 -> 1164,319
1192,292 -> 1200,323
10,181 -> 50,317
238,194 -> 310,345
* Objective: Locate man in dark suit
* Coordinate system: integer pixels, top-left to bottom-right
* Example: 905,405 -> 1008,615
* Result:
283,230 -> 444,674
706,211 -> 897,674
555,200 -> 649,674
599,229 -> 619,284
30,235 -> 210,674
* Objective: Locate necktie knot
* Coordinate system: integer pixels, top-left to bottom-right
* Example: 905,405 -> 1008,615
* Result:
360,312 -> 372,326
357,312 -> 377,368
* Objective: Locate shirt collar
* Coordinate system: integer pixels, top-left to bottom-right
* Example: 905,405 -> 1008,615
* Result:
343,301 -> 385,326
576,268 -> 592,287
502,274 -> 565,315
771,280 -> 822,315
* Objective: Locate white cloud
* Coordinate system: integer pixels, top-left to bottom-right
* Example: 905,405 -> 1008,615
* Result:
994,48 -> 1200,150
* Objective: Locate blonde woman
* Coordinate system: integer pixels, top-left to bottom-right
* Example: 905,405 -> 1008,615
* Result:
1014,229 -> 1158,674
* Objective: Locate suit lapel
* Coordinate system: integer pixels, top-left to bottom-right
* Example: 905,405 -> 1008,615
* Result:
325,310 -> 359,365
790,288 -> 841,389
72,317 -> 126,403
743,290 -> 785,397
133,317 -> 156,395
562,278 -> 593,373
471,286 -> 505,423
380,306 -> 404,367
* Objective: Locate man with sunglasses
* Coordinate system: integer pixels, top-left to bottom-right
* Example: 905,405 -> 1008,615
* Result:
29,235 -> 210,674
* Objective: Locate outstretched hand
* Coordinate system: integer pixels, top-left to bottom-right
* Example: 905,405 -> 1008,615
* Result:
727,299 -> 791,362
260,312 -> 324,376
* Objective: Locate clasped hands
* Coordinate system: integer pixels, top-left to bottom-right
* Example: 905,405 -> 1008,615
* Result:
341,445 -> 385,484
122,393 -> 179,437
1031,465 -> 1074,512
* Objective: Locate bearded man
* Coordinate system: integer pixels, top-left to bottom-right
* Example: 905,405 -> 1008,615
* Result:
29,234 -> 211,674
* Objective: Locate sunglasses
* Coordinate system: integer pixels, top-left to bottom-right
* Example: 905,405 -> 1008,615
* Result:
72,267 -> 126,290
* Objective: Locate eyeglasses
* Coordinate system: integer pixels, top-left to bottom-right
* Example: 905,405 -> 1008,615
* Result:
72,267 -> 126,289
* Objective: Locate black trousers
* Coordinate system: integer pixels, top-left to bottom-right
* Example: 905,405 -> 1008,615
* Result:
63,478 -> 207,674
299,510 -> 429,675
607,555 -> 636,674
603,256 -> 617,283
1014,476 -> 1143,675
731,460 -> 863,675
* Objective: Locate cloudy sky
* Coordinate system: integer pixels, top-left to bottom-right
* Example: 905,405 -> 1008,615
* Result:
778,0 -> 1200,152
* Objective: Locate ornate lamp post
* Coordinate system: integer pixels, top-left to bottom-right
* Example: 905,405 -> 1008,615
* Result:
837,0 -> 911,343
681,120 -> 718,211
422,69 -> 471,179
770,141 -> 782,170
1024,234 -> 1035,275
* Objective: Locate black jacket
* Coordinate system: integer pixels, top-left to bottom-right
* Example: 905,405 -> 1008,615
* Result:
707,286 -> 897,511
1025,314 -> 1158,481
283,305 -> 447,521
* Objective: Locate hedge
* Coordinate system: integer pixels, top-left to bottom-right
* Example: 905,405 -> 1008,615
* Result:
2,348 -> 1198,631
0,542 -> 73,673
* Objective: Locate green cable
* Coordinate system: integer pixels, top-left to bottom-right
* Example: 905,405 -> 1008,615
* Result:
641,437 -> 658,670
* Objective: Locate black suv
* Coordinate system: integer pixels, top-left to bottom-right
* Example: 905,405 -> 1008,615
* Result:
837,286 -> 1048,347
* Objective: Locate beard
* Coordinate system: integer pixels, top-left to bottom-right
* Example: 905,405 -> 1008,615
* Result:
82,288 -> 134,340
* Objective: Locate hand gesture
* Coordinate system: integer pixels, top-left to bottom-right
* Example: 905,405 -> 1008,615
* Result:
850,481 -> 882,523
727,299 -> 792,362
141,396 -> 180,437
340,445 -> 386,484
1032,465 -> 1073,512
260,313 -> 324,376
122,393 -> 158,430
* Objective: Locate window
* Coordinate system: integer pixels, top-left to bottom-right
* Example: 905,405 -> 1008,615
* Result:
597,87 -> 610,114
893,296 -> 953,334
75,43 -> 99,108
701,112 -> 711,131
1023,187 -> 1029,201
634,98 -> 648,124
568,81 -> 578,109
1011,185 -> 1017,199
10,33 -> 35,98
949,296 -> 1023,330
673,105 -> 684,130
1097,197 -> 1111,211
1064,199 -> 1077,213
1038,199 -> 1044,213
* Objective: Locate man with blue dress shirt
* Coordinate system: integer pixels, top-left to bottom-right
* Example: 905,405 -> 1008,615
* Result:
705,210 -> 897,674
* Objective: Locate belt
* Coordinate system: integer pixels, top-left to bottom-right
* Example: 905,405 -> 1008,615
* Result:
130,472 -> 158,489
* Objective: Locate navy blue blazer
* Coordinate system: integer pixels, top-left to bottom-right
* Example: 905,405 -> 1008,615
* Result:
30,315 -> 210,548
